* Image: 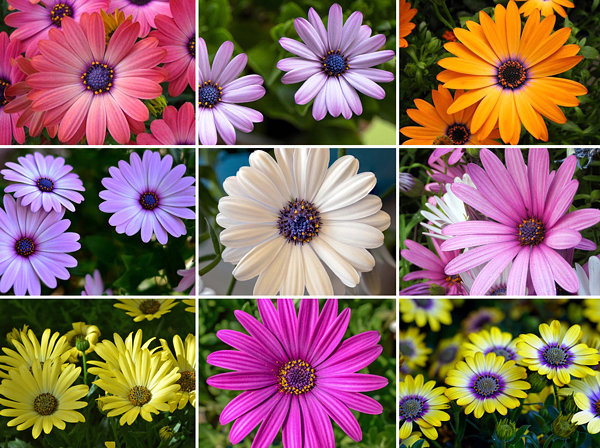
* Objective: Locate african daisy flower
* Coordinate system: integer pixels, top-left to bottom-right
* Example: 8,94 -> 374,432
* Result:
5,0 -> 109,57
0,33 -> 25,145
462,308 -> 505,334
399,374 -> 450,440
517,0 -> 574,18
584,298 -> 600,330
64,321 -> 100,361
562,375 -> 600,434
445,352 -> 530,418
207,298 -> 388,446
577,257 -> 600,296
0,194 -> 80,296
517,320 -> 600,386
462,327 -> 522,364
81,269 -> 112,295
401,86 -> 501,145
429,335 -> 464,380
108,0 -> 172,37
198,39 -> 265,145
150,0 -> 194,97
217,148 -> 390,295
441,148 -> 600,296
437,1 -> 587,144
137,103 -> 195,145
26,13 -> 167,145
1,153 -> 84,213
399,327 -> 432,374
114,299 -> 178,322
159,334 -> 195,411
173,265 -> 195,295
277,3 -> 395,120
399,0 -> 417,48
399,298 -> 453,332
99,150 -> 195,245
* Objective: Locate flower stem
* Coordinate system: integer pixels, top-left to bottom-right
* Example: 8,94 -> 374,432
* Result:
553,382 -> 561,413
226,275 -> 237,295
430,440 -> 444,448
82,351 -> 87,386
198,253 -> 221,276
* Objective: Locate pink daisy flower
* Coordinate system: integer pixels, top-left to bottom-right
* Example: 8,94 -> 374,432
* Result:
5,0 -> 109,57
429,148 -> 466,167
150,0 -> 194,97
137,103 -> 194,145
0,33 -> 26,145
108,0 -> 172,37
173,265 -> 195,295
441,148 -> 600,296
27,13 -> 167,145
81,269 -> 113,295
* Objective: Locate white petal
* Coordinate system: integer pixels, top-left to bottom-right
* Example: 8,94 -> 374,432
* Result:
223,176 -> 248,198
304,148 -> 330,203
233,236 -> 286,281
352,211 -> 391,232
216,213 -> 244,229
312,155 -> 359,206
317,172 -> 376,212
237,167 -> 286,209
301,244 -> 334,296
220,223 -> 277,248
590,256 -> 600,295
319,221 -> 383,249
275,148 -> 299,198
281,245 -> 305,296
310,237 -> 360,287
320,194 -> 382,220
318,233 -> 375,272
293,148 -> 310,200
253,242 -> 292,295
218,197 -> 279,222
249,151 -> 292,200
222,246 -> 253,264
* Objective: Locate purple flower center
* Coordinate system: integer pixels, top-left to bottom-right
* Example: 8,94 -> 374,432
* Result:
413,298 -> 432,309
473,373 -> 501,398
37,177 -> 54,193
277,199 -> 320,244
15,237 -> 35,257
399,396 -> 425,420
445,123 -> 470,145
0,80 -> 10,107
278,359 -> 315,395
399,340 -> 415,357
518,218 -> 545,246
438,345 -> 458,364
543,345 -> 570,367
487,347 -> 514,361
128,0 -> 154,5
82,62 -> 114,95
489,285 -> 507,296
50,3 -> 73,27
497,60 -> 528,89
140,192 -> 159,210
199,81 -> 222,108
322,50 -> 349,76
188,37 -> 195,58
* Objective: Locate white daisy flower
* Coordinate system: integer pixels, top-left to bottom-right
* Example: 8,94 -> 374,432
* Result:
575,256 -> 600,295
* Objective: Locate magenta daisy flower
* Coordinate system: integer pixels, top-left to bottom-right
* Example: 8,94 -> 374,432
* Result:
26,13 -> 167,145
207,298 -> 388,446
150,0 -> 194,97
99,150 -> 195,245
108,0 -> 172,37
0,32 -> 26,145
1,153 -> 85,213
173,265 -> 195,295
277,3 -> 395,120
137,103 -> 195,145
5,0 -> 109,57
441,148 -> 600,296
81,269 -> 112,296
197,38 -> 265,145
429,148 -> 466,167
0,194 -> 80,296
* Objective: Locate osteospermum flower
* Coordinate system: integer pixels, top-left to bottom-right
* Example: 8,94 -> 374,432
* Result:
81,269 -> 112,296
441,149 -> 600,296
137,103 -> 195,145
26,13 -> 167,145
437,1 -> 587,144
399,374 -> 450,440
108,0 -> 171,37
401,86 -> 501,145
160,334 -> 195,411
517,321 -> 600,386
173,265 -> 195,295
206,299 -> 388,445
399,0 -> 417,48
400,432 -> 430,448
0,194 -> 80,296
429,335 -> 464,380
462,327 -> 522,364
87,329 -> 158,375
577,257 -> 600,296
462,307 -> 505,334
445,352 -> 530,418
517,0 -> 574,18
0,32 -> 25,145
150,0 -> 194,96
0,360 -> 88,439
399,298 -> 453,332
5,0 -> 109,57
5,325 -> 29,347
217,148 -> 390,295
114,299 -> 178,322
277,3 -> 395,120
64,322 -> 100,362
399,327 -> 432,374
182,298 -> 195,313
98,150 -> 195,244
197,39 -> 265,145
563,375 -> 600,433
1,153 -> 84,213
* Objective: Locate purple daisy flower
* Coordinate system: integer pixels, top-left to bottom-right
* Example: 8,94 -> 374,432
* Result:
197,39 -> 265,145
174,265 -> 195,295
81,269 -> 112,296
0,194 -> 80,296
207,298 -> 388,446
277,3 -> 395,120
1,153 -> 85,213
98,150 -> 195,245
441,148 -> 600,296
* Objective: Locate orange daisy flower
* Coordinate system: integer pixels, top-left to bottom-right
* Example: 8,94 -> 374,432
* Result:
437,0 -> 587,144
401,85 -> 501,145
400,0 -> 417,48
517,0 -> 574,18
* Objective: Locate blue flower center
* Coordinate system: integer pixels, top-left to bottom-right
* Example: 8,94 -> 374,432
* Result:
498,60 -> 527,89
188,38 -> 195,58
50,3 -> 73,27
15,237 -> 35,257
82,62 -> 114,95
198,81 -> 222,108
474,374 -> 500,397
37,177 -> 54,192
414,299 -> 432,309
0,80 -> 10,107
543,345 -> 569,366
140,192 -> 159,210
490,286 -> 507,296
400,397 -> 424,419
278,359 -> 315,395
518,218 -> 545,246
278,199 -> 321,244
322,50 -> 349,76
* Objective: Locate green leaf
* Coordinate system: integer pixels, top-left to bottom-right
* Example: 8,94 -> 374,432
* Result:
581,46 -> 600,60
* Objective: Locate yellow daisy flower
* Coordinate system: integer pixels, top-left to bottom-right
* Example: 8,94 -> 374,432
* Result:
399,0 -> 417,48
400,432 -> 430,447
399,327 -> 432,374
5,324 -> 28,347
0,360 -> 88,439
517,321 -> 600,386
64,322 -> 101,362
429,334 -> 464,380
445,352 -> 530,418
583,299 -> 600,331
523,385 -> 552,413
160,334 -> 196,411
101,8 -> 132,44
88,329 -> 158,376
399,374 -> 450,440
114,299 -> 178,322
517,0 -> 574,18
462,326 -> 522,364
182,298 -> 195,313
562,375 -> 600,433
400,298 -> 452,332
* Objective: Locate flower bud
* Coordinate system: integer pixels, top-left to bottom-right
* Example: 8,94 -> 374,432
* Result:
465,148 -> 480,159
145,95 -> 168,117
429,284 -> 446,296
75,337 -> 90,353
159,426 -> 174,441
526,371 -> 548,394
563,393 -> 579,414
552,412 -> 577,439
399,173 -> 425,197
495,418 -> 517,442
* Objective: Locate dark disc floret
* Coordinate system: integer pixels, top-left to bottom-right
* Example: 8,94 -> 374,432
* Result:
188,37 -> 195,58
278,199 -> 321,244
497,60 -> 528,89
413,298 -> 432,309
446,274 -> 463,286
15,237 -> 35,257
0,79 -> 10,107
487,347 -> 514,361
82,61 -> 114,95
518,218 -> 546,246
37,177 -> 55,193
399,396 -> 426,420
199,81 -> 222,108
50,3 -> 73,27
473,373 -> 501,398
446,123 -> 471,145
128,0 -> 153,5
489,285 -> 507,296
543,345 -> 570,367
399,340 -> 415,357
322,49 -> 349,76
438,345 -> 458,364
139,192 -> 159,210
278,359 -> 316,395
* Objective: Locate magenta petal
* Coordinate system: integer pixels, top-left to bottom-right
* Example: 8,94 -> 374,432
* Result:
316,373 -> 388,392
451,183 -> 516,227
303,394 -> 335,448
229,395 -> 277,445
445,242 -> 518,275
529,246 -> 555,296
220,385 -> 280,425
507,247 -> 530,296
544,228 -> 582,250
505,148 -> 532,213
545,180 -> 579,230
441,233 -> 518,251
308,308 -> 351,366
234,310 -> 289,361
470,244 -> 521,296
480,148 -> 527,217
528,148 -> 549,219
442,221 -> 515,236
207,350 -> 278,372
216,329 -> 282,365
278,298 -> 299,359
252,393 -> 291,448
539,244 -> 579,293
319,389 -> 383,415
316,331 -> 381,371
297,299 -> 318,359
401,239 -> 445,271
305,299 -> 338,362
543,155 -> 577,225
206,372 -> 277,390
312,388 -> 362,442
576,238 -> 597,251
552,209 -> 600,232
282,396 -> 303,448
428,148 -> 453,166
256,299 -> 286,350
318,345 -> 382,374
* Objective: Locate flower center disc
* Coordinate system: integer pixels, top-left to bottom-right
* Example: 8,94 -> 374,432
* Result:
34,392 -> 58,415
128,385 -> 152,406
400,397 -> 423,419
438,346 -> 458,363
490,347 -> 513,361
543,346 -> 569,366
446,123 -> 470,145
0,80 -> 10,107
82,62 -> 114,94
188,37 -> 195,58
414,299 -> 432,309
199,81 -> 222,108
518,219 -> 546,246
15,237 -> 35,257
278,199 -> 321,244
139,299 -> 160,314
595,399 -> 600,416
474,375 -> 500,397
278,359 -> 316,395
399,341 -> 415,357
322,50 -> 349,76
490,286 -> 507,296
50,3 -> 73,27
497,60 -> 527,89
176,371 -> 196,393
140,192 -> 159,210
446,274 -> 463,285
37,177 -> 54,192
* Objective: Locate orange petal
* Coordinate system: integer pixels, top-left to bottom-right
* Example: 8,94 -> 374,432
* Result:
526,28 -> 571,67
505,0 -> 521,58
447,86 -> 496,114
470,86 -> 502,133
514,88 -> 544,140
454,27 -> 500,66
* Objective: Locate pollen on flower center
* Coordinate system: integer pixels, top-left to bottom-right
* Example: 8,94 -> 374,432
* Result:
446,123 -> 470,145
518,218 -> 546,246
37,177 -> 54,192
543,346 -> 569,366
278,359 -> 316,395
497,60 -> 528,89
199,81 -> 222,108
50,3 -> 73,27
188,37 -> 195,58
128,385 -> 152,406
446,274 -> 463,285
490,285 -> 507,296
176,371 -> 195,393
473,374 -> 500,397
277,199 -> 321,244
82,62 -> 114,95
15,237 -> 35,257
0,80 -> 10,106
140,192 -> 159,210
399,397 -> 424,419
322,50 -> 349,76
34,392 -> 58,415
139,299 -> 161,314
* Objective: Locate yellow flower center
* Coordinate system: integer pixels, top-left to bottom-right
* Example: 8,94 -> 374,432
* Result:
34,393 -> 58,415
128,386 -> 152,406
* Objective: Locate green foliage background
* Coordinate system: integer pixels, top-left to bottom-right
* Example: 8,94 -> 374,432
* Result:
199,299 -> 396,448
